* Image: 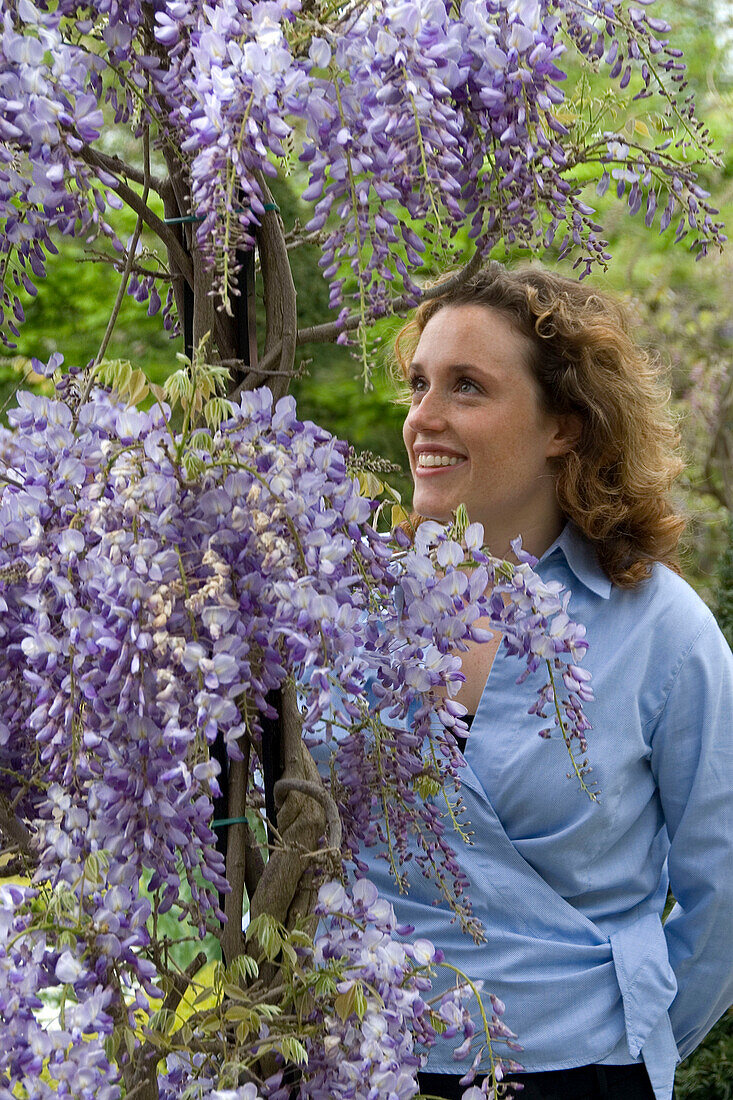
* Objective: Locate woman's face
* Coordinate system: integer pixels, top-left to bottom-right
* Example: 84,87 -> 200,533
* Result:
402,304 -> 574,558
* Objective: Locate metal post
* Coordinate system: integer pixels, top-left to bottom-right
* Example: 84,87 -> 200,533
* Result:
211,249 -> 283,853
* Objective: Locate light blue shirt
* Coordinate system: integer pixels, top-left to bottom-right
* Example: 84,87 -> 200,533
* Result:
355,524 -> 733,1100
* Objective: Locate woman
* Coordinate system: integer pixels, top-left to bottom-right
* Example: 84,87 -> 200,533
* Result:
371,264 -> 733,1100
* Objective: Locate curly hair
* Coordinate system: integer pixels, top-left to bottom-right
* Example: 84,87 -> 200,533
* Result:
394,262 -> 685,588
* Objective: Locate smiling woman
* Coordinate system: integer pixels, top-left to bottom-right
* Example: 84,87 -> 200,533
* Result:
395,263 -> 685,585
402,302 -> 579,562
376,263 -> 733,1100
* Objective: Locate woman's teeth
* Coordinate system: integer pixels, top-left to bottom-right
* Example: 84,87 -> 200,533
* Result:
417,454 -> 462,467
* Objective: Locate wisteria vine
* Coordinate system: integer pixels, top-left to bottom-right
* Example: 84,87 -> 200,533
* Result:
0,357 -> 594,1097
0,0 -> 724,352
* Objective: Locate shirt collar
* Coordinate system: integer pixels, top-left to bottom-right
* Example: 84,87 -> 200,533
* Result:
540,522 -> 613,600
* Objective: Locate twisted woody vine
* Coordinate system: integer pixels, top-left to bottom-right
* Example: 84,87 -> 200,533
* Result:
0,0 -> 724,1097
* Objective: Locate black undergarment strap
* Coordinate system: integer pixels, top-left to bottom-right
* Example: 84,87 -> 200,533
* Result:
453,714 -> 474,755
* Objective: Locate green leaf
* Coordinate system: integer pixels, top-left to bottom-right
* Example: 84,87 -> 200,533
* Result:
127,369 -> 150,406
203,396 -> 235,431
222,980 -> 251,1002
247,913 -> 284,961
163,368 -> 193,410
183,452 -> 205,480
280,941 -> 298,969
449,502 -> 469,542
124,1026 -> 136,1057
193,983 -> 217,1007
313,971 -> 338,997
117,360 -> 132,394
334,981 -> 366,1022
199,1013 -> 223,1035
147,1008 -> 176,1034
176,1022 -> 192,1046
145,1028 -> 170,1049
288,930 -> 313,950
104,1030 -> 121,1061
414,775 -> 440,799
429,1011 -> 447,1035
236,1020 -> 253,1044
352,984 -> 368,1020
357,471 -> 383,498
224,1005 -> 258,1033
228,953 -> 259,982
279,1036 -> 308,1066
188,429 -> 212,453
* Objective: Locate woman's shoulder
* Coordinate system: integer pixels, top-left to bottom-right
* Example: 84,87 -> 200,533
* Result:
633,560 -> 715,615
552,525 -> 720,646
615,561 -> 728,660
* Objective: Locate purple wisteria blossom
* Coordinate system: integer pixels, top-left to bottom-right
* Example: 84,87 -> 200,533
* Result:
0,883 -> 120,1099
0,0 -> 724,347
0,367 -> 593,1095
303,878 -> 520,1100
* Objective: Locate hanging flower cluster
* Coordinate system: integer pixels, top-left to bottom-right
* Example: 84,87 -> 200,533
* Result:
302,878 -> 521,1100
0,362 -> 593,1095
0,876 -> 508,1100
0,0 -> 724,346
0,881 -> 123,1100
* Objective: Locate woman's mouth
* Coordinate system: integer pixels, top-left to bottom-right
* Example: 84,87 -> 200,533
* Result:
416,452 -> 465,469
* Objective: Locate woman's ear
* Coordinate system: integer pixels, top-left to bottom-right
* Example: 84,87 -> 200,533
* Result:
546,413 -> 583,458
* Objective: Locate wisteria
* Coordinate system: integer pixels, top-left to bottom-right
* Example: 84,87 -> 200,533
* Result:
0,0 -> 724,353
0,357 -> 595,1096
303,878 -> 521,1100
0,883 -> 121,1100
0,0 -> 724,1094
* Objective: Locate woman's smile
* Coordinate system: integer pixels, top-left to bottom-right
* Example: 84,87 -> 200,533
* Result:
413,445 -> 467,470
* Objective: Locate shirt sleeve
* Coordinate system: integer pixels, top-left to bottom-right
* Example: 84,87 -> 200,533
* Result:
650,613 -> 733,1060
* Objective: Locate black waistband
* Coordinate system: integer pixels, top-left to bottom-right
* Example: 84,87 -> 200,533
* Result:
418,1063 -> 656,1100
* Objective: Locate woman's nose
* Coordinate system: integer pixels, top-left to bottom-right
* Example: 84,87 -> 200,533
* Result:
405,388 -> 448,433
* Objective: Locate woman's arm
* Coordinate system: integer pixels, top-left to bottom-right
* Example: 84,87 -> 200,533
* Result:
650,613 -> 733,1060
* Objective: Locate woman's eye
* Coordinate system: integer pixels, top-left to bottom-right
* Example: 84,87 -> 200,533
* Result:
457,378 -> 478,394
408,375 -> 427,393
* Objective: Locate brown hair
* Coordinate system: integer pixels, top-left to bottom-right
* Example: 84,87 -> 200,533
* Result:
394,262 -> 685,588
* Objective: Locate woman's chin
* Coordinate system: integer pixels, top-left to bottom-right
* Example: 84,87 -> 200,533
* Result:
412,502 -> 455,524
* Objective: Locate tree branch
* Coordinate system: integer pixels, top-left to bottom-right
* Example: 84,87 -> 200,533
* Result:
0,471 -> 26,491
220,745 -> 249,965
78,145 -> 194,288
249,684 -> 329,929
83,250 -> 172,281
81,140 -> 238,361
75,146 -> 167,196
0,795 -> 32,855
93,124 -> 152,369
236,174 -> 298,401
234,248 -> 483,390
274,778 -> 341,852
283,228 -> 331,252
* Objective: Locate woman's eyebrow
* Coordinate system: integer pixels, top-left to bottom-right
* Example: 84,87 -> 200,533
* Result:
408,360 -> 481,373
